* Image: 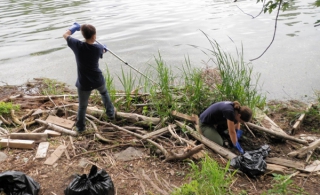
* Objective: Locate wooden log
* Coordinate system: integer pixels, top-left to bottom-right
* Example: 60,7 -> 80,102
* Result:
45,115 -> 75,129
288,138 -> 320,158
9,94 -> 78,101
44,145 -> 67,165
35,142 -> 50,159
254,108 -> 286,135
71,104 -> 160,125
117,112 -> 160,125
246,122 -> 308,145
0,139 -> 35,149
141,125 -> 176,140
291,103 -> 313,135
171,111 -> 196,123
266,157 -> 305,170
303,160 -> 320,172
35,119 -> 77,136
44,130 -> 61,137
9,133 -> 48,143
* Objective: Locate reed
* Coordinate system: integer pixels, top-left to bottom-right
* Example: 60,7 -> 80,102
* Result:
203,33 -> 266,110
117,66 -> 137,110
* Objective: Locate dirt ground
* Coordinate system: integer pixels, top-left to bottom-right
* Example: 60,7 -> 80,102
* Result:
1,79 -> 320,195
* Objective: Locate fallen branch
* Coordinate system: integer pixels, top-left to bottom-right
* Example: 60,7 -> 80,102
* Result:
86,117 -> 114,143
0,115 -> 11,125
109,122 -> 203,162
288,138 -> 320,158
35,119 -> 77,136
11,109 -> 22,125
246,122 -> 308,145
291,103 -> 313,135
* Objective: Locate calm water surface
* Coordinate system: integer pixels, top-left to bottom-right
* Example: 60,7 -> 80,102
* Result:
0,0 -> 319,100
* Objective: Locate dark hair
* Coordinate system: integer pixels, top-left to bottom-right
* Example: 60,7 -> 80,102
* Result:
233,101 -> 252,122
81,24 -> 96,40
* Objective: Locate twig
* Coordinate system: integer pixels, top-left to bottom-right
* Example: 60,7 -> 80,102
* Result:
235,0 -> 265,19
245,174 -> 257,191
306,150 -> 314,163
69,136 -> 77,156
244,122 -> 256,138
282,171 -> 299,185
250,0 -> 282,61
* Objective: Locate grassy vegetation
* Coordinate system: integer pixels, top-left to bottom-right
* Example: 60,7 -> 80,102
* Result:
99,37 -> 267,193
261,173 -> 308,195
40,78 -> 66,95
202,33 -> 266,110
0,102 -> 20,115
172,155 -> 235,195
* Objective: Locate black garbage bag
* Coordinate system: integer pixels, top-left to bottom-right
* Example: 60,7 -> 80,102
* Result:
230,145 -> 271,178
0,171 -> 40,195
64,165 -> 115,195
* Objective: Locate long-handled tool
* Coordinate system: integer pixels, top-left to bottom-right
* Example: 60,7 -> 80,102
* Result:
95,40 -> 157,85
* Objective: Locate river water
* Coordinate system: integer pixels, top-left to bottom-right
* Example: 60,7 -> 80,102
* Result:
0,0 -> 319,101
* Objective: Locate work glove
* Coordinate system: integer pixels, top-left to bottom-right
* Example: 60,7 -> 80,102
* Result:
234,141 -> 244,154
68,22 -> 80,35
236,129 -> 243,139
103,44 -> 108,52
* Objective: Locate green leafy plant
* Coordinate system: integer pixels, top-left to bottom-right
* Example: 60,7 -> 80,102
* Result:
172,155 -> 235,195
261,173 -> 308,195
0,102 -> 20,115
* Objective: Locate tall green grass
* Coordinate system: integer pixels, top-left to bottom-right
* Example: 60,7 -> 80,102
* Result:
149,53 -> 175,118
179,56 -> 217,115
117,66 -> 137,110
104,64 -> 117,102
203,33 -> 266,110
172,155 -> 235,195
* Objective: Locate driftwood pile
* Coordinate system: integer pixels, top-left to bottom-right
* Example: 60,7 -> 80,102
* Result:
0,93 -> 320,179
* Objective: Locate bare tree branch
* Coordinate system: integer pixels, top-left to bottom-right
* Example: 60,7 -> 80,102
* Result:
250,0 -> 282,61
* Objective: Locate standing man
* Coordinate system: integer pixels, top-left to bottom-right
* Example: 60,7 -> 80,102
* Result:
63,22 -> 115,133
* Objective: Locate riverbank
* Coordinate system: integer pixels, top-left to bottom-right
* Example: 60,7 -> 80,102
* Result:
1,78 -> 320,194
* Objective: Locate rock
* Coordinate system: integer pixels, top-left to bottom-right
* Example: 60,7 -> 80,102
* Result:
114,147 -> 144,161
78,158 -> 89,168
0,152 -> 8,162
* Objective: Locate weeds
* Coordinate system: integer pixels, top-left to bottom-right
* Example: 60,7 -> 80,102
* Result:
0,102 -> 20,115
41,78 -> 65,95
261,173 -> 308,195
202,32 -> 266,110
149,53 -> 175,118
104,64 -> 117,102
172,155 -> 235,195
117,66 -> 137,110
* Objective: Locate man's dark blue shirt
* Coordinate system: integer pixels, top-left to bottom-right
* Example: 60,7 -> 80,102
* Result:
67,36 -> 105,91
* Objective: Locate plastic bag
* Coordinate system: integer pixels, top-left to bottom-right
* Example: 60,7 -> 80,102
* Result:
0,171 -> 40,195
230,145 -> 270,178
64,165 -> 115,195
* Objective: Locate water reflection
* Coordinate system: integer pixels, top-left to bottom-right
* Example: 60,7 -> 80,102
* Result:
0,0 -> 319,100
